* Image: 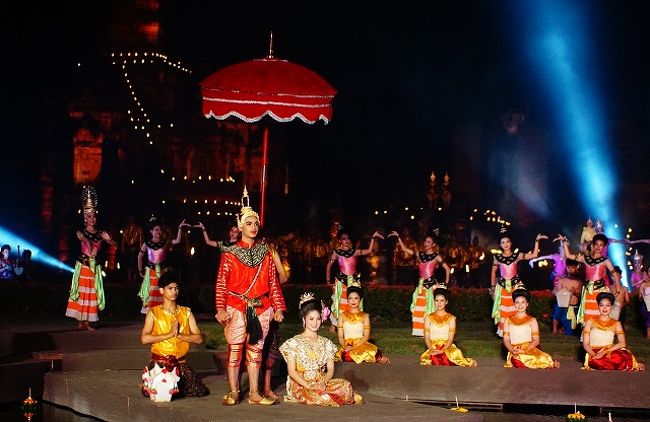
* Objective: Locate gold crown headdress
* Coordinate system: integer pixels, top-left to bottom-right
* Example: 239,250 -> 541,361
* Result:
298,292 -> 317,309
348,280 -> 361,289
81,185 -> 98,215
236,186 -> 260,229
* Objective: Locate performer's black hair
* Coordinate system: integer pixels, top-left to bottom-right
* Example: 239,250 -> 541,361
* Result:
596,292 -> 616,305
158,271 -> 180,288
346,286 -> 364,299
299,299 -> 323,319
592,233 -> 609,246
512,289 -> 531,303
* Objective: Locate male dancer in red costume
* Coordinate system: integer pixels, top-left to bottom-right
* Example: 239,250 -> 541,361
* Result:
215,187 -> 286,405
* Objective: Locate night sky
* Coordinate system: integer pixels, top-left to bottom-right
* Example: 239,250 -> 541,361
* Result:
2,0 -> 650,238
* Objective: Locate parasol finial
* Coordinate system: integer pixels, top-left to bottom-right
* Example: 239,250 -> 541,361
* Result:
268,31 -> 274,58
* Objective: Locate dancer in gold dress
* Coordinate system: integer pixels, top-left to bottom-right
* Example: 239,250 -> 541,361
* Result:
503,289 -> 560,369
335,285 -> 389,363
420,288 -> 477,367
279,293 -> 363,406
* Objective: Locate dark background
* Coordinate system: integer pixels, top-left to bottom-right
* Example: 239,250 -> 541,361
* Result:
1,0 -> 649,241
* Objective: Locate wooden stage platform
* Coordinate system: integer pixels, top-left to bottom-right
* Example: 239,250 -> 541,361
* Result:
2,322 -> 649,421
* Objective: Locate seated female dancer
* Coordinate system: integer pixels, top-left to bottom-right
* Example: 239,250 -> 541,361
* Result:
326,231 -> 383,331
420,288 -> 477,367
582,292 -> 645,371
503,289 -> 560,368
279,293 -> 364,406
335,285 -> 389,363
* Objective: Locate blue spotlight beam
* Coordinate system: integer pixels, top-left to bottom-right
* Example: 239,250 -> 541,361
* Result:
0,227 -> 75,273
519,0 -> 626,286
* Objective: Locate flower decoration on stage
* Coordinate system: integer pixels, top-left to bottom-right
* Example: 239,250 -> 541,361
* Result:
236,186 -> 260,229
81,185 -> 98,216
20,388 -> 38,421
566,411 -> 587,421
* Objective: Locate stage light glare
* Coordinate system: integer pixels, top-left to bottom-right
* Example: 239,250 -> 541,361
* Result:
520,0 -> 626,286
0,227 -> 74,273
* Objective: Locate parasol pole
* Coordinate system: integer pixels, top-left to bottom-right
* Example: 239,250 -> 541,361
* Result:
259,31 -> 273,226
260,127 -> 269,225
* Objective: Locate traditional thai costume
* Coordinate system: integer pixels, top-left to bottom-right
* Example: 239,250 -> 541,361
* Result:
138,239 -> 169,314
335,311 -> 384,363
492,253 -> 523,336
577,255 -> 610,324
411,252 -> 444,336
65,228 -> 106,323
141,305 -> 208,398
215,240 -> 286,372
279,335 -> 361,406
582,318 -> 642,370
420,312 -> 476,367
330,248 -> 362,325
504,315 -> 556,369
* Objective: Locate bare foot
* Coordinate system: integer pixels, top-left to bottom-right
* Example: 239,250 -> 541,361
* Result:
553,360 -> 561,368
263,390 -> 278,400
377,356 -> 390,364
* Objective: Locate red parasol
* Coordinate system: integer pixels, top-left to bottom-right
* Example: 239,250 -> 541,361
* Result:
200,38 -> 336,224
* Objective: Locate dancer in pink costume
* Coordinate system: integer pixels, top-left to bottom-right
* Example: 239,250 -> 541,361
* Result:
137,216 -> 187,314
490,228 -> 548,337
325,230 -> 383,329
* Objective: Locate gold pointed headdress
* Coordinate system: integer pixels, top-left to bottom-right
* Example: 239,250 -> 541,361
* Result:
236,186 -> 259,229
81,185 -> 98,216
298,292 -> 317,309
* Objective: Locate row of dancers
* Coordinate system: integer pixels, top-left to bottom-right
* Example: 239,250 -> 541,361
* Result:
65,186 -> 645,409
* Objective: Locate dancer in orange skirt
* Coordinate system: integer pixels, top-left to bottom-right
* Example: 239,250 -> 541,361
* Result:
555,233 -> 621,325
491,228 -> 547,337
137,215 -> 187,314
390,229 -> 450,336
66,186 -> 116,330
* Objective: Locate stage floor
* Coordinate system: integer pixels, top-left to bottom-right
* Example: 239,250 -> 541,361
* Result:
3,321 -> 649,421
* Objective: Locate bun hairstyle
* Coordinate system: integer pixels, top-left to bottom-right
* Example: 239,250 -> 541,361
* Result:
346,285 -> 363,299
433,287 -> 449,301
498,226 -> 513,242
158,271 -> 179,288
512,288 -> 531,303
426,228 -> 440,244
596,292 -> 616,306
298,292 -> 323,319
592,233 -> 609,246
148,215 -> 162,231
